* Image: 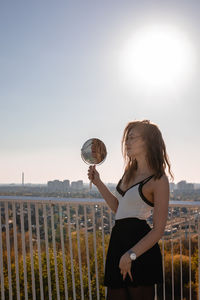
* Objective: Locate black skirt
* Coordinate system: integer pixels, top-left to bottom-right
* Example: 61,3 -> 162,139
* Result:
104,217 -> 163,288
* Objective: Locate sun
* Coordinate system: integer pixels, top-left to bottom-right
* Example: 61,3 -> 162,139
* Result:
119,24 -> 196,92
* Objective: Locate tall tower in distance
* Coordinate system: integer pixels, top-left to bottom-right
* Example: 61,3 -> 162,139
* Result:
22,172 -> 24,186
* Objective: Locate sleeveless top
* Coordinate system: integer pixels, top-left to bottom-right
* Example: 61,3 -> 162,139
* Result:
115,174 -> 155,220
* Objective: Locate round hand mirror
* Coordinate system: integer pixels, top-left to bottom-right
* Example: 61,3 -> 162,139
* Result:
81,138 -> 107,165
81,138 -> 107,188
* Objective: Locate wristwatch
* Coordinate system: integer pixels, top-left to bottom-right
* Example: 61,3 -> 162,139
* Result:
128,249 -> 137,261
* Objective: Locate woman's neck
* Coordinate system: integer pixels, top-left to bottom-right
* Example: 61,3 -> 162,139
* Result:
134,157 -> 153,177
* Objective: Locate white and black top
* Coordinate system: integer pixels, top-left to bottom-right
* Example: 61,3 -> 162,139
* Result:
115,175 -> 155,220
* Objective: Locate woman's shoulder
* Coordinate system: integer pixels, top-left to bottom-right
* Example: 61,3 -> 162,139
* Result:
152,174 -> 169,193
153,173 -> 169,182
151,174 -> 170,205
152,174 -> 169,189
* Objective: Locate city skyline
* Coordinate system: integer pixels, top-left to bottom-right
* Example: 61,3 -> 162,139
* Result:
0,174 -> 199,187
0,1 -> 200,184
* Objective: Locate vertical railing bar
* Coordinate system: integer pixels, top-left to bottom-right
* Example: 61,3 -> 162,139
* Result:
75,205 -> 84,300
179,208 -> 183,300
108,207 -> 113,300
27,203 -> 36,300
109,209 -> 112,235
12,203 -> 20,300
50,204 -> 60,300
154,284 -> 157,300
162,236 -> 165,300
101,205 -> 106,299
0,203 -> 5,300
43,204 -> 52,300
83,205 -> 92,300
35,204 -> 44,300
92,205 -> 100,300
59,205 -> 68,300
188,208 -> 192,300
20,202 -> 28,300
100,205 -> 106,269
5,202 -> 12,300
170,208 -> 174,300
198,208 -> 200,300
67,203 -> 76,300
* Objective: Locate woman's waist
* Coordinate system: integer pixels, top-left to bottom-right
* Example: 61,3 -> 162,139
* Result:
115,209 -> 151,221
111,217 -> 152,240
114,217 -> 149,228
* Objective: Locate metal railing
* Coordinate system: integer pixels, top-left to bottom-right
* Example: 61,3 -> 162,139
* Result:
0,196 -> 200,300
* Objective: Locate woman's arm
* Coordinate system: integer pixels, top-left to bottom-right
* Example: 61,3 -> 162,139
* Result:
96,179 -> 119,213
129,174 -> 169,257
88,165 -> 119,213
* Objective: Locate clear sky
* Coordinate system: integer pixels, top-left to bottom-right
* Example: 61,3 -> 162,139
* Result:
0,0 -> 200,184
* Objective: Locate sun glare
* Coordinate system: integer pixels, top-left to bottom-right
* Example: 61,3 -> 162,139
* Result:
119,25 -> 196,92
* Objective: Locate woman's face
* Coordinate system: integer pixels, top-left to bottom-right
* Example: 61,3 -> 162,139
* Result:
125,128 -> 146,158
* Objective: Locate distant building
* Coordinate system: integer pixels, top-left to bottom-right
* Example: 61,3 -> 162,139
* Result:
187,183 -> 194,190
47,179 -> 84,192
63,180 -> 70,192
194,183 -> 200,190
169,182 -> 175,192
71,180 -> 83,191
177,180 -> 187,190
48,180 -> 61,192
177,180 -> 194,191
47,179 -> 70,192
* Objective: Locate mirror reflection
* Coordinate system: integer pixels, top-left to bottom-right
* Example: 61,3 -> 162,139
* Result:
81,138 -> 107,165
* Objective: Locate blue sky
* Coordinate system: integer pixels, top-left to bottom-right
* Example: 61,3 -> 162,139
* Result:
0,0 -> 200,184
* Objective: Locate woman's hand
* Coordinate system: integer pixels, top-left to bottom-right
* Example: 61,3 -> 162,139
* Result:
87,165 -> 101,186
119,252 -> 133,281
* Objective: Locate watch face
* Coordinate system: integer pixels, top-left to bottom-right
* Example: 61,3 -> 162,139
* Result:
130,253 -> 136,260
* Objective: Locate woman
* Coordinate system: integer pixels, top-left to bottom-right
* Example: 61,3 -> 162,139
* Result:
88,120 -> 173,300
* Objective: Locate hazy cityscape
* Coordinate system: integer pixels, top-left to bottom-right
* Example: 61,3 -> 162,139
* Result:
0,174 -> 200,201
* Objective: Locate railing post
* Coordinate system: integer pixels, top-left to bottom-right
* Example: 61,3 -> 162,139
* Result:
5,202 -> 12,300
50,204 -> 60,300
75,204 -> 84,300
170,207 -> 174,300
198,209 -> 200,300
59,204 -> 68,300
67,203 -> 76,300
0,203 -> 5,300
35,203 -> 44,300
43,204 -> 52,300
83,204 -> 92,300
179,207 -> 183,300
188,208 -> 192,300
92,204 -> 100,300
162,236 -> 166,300
13,203 -> 20,300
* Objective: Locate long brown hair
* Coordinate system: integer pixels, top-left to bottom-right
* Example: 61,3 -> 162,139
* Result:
121,120 -> 174,185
